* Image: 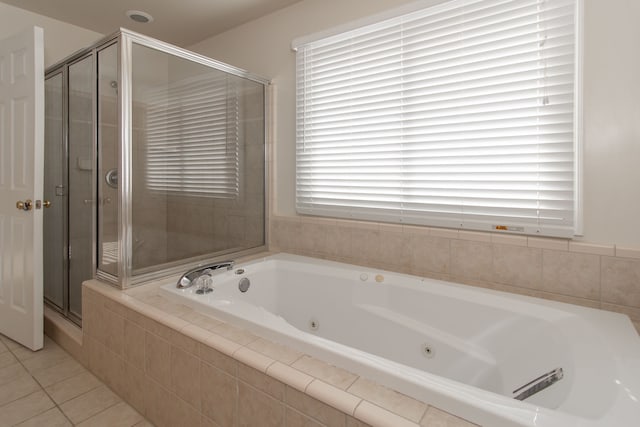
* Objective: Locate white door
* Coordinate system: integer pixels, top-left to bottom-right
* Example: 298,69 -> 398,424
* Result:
0,27 -> 44,351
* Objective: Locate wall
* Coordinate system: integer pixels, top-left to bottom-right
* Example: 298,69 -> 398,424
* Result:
0,2 -> 102,68
581,0 -> 640,246
189,0 -> 640,249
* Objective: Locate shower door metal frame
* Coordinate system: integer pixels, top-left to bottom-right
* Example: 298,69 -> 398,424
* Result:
44,49 -> 97,325
43,67 -> 70,321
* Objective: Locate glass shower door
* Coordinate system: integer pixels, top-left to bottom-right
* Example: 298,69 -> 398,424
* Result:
44,54 -> 96,323
67,55 -> 95,319
43,72 -> 66,310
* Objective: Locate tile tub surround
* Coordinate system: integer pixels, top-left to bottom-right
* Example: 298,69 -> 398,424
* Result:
79,278 -> 479,427
269,215 -> 640,333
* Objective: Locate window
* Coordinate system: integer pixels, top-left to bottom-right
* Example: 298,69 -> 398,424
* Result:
144,74 -> 240,198
294,0 -> 580,237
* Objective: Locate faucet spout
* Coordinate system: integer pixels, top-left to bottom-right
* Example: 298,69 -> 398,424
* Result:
177,260 -> 235,289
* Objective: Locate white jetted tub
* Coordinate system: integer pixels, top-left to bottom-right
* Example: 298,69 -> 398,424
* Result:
161,253 -> 640,427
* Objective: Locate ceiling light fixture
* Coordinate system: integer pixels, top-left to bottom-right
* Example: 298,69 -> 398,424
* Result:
126,10 -> 154,24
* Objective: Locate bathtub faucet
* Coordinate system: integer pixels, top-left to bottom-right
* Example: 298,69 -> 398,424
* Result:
177,260 -> 235,289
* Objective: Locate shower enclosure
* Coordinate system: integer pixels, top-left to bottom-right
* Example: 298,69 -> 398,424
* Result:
44,29 -> 268,322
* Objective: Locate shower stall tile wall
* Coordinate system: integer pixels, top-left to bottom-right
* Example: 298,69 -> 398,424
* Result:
269,215 -> 640,334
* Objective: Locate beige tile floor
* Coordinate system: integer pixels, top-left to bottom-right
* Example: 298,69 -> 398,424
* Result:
0,333 -> 152,427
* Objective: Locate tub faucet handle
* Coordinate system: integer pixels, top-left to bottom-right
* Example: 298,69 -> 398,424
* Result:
195,272 -> 213,294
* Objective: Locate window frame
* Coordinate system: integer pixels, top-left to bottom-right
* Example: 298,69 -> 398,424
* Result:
293,0 -> 583,238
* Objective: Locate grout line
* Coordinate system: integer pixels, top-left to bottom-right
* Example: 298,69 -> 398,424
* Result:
6,391 -> 55,426
1,334 -> 145,427
70,398 -> 123,426
43,371 -> 103,406
1,340 -> 74,426
351,399 -> 366,423
289,353 -> 305,367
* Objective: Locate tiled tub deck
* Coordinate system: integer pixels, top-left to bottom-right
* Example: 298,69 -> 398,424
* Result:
77,275 -> 478,427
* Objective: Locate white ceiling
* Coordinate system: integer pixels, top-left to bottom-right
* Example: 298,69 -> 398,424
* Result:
0,0 -> 302,46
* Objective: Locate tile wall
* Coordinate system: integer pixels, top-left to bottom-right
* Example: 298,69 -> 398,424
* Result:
270,215 -> 640,333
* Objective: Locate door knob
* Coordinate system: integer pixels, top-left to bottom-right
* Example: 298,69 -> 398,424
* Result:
43,200 -> 51,208
16,199 -> 33,211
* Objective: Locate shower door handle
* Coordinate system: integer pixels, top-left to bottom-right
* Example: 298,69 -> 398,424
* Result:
105,169 -> 118,188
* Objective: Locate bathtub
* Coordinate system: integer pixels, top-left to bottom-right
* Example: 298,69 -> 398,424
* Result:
161,253 -> 640,427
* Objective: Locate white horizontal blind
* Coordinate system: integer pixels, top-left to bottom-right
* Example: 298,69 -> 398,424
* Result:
295,0 -> 578,237
144,74 -> 239,198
